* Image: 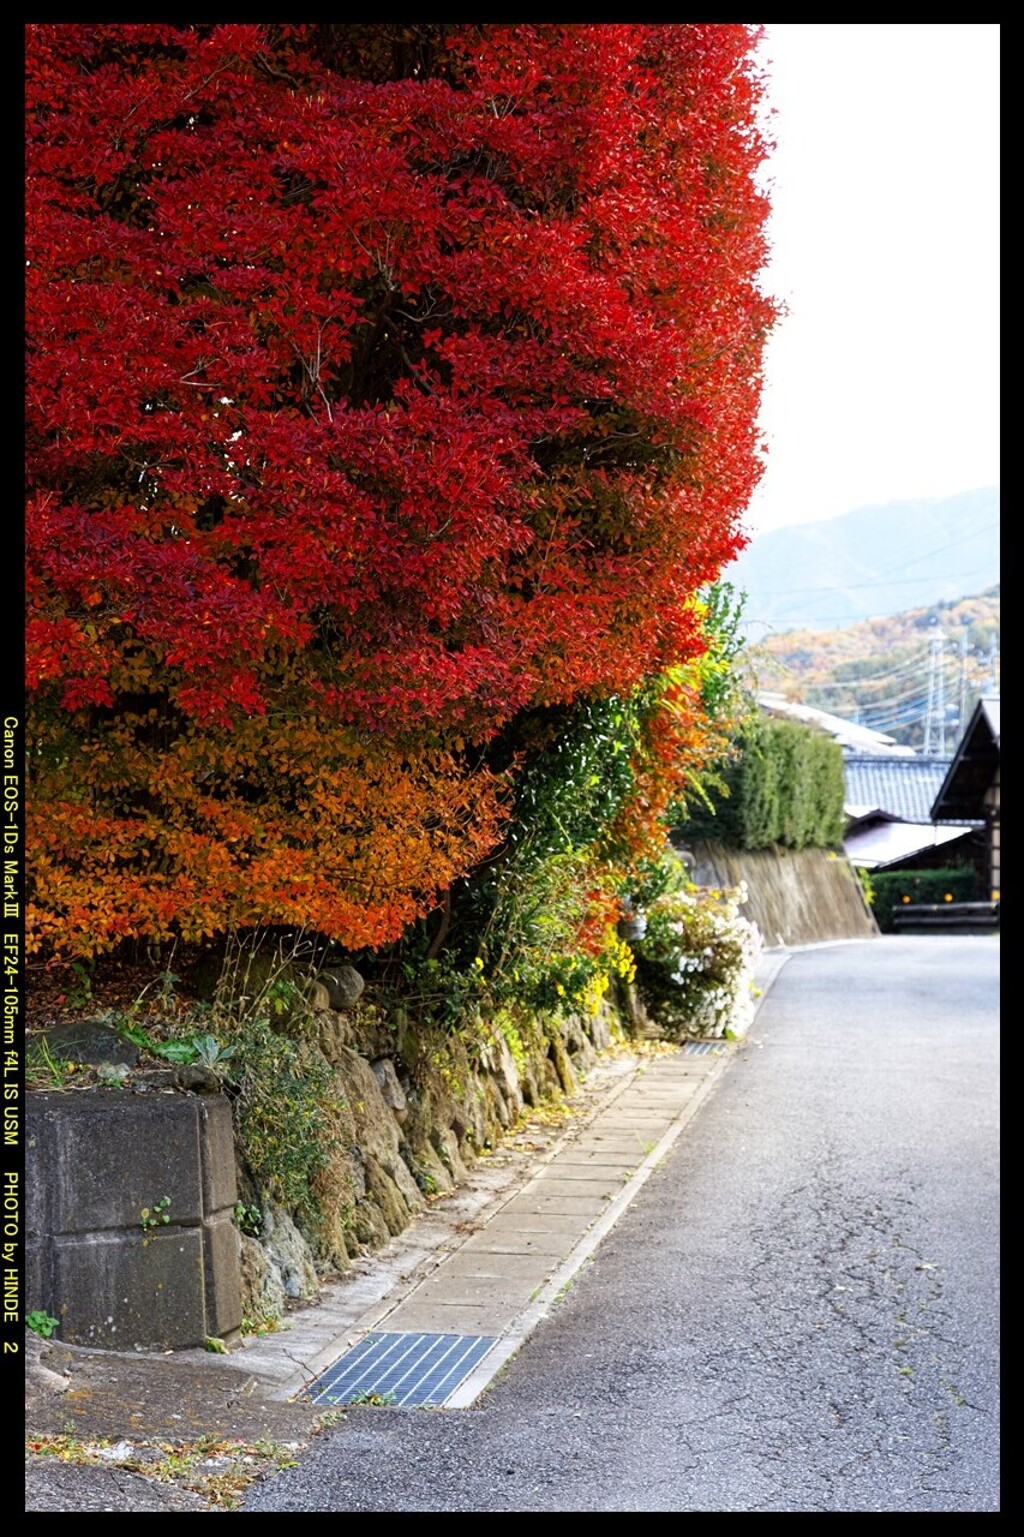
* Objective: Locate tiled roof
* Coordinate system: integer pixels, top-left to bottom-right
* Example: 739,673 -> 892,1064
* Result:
843,755 -> 956,824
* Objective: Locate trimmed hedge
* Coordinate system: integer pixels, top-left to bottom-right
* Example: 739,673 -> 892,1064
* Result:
870,866 -> 980,932
679,715 -> 846,851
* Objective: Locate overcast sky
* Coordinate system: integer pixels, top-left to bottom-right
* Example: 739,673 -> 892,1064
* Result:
743,23 -> 1000,538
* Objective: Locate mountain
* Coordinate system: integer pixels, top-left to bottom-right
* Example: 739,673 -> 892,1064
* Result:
725,487 -> 1000,635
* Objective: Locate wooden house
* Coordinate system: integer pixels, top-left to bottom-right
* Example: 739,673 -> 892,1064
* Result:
931,698 -> 1000,900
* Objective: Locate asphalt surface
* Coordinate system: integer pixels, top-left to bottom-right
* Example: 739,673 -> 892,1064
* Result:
241,933 -> 998,1513
23,950 -> 789,1511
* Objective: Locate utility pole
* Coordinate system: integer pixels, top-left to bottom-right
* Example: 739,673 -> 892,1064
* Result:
923,633 -> 944,756
957,635 -> 968,738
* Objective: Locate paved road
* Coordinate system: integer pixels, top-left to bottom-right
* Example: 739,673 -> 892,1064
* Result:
242,935 -> 1000,1513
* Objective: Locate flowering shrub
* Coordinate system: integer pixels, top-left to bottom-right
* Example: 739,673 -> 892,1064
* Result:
541,928 -> 637,1020
631,883 -> 762,1039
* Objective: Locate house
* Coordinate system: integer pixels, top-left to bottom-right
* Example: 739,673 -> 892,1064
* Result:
841,752 -> 986,886
844,753 -> 955,823
754,692 -> 992,892
757,691 -> 917,756
930,697 -> 1000,900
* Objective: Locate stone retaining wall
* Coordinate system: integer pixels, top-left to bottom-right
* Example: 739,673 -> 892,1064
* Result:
685,841 -> 879,947
24,845 -> 877,1350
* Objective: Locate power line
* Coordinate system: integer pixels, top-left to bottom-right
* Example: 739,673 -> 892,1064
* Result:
805,656 -> 934,692
763,630 -> 1000,748
809,666 -> 960,707
753,565 -> 990,605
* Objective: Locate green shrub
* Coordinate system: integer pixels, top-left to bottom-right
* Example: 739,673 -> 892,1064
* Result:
226,1015 -> 345,1217
870,866 -> 980,931
678,713 -> 846,852
854,864 -> 875,910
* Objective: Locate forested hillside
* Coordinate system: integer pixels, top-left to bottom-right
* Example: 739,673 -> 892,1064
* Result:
744,587 -> 999,752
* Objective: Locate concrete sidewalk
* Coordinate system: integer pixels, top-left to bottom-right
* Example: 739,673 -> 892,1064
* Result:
247,1038 -> 748,1411
25,949 -> 790,1510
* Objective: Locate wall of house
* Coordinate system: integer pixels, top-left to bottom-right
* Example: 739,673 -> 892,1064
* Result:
985,766 -> 1000,899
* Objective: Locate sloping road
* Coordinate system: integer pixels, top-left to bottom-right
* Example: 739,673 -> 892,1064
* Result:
242,935 -> 999,1513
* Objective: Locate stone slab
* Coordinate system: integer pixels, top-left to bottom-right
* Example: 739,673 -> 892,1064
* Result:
419,1249 -> 554,1284
554,1153 -> 642,1173
522,1174 -> 623,1200
501,1190 -> 611,1217
473,1209 -> 590,1236
454,1226 -> 572,1257
382,1301 -> 510,1333
396,1270 -> 538,1307
567,1134 -> 664,1154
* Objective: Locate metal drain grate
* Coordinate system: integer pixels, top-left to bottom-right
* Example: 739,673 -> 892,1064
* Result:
307,1331 -> 497,1409
681,1040 -> 728,1055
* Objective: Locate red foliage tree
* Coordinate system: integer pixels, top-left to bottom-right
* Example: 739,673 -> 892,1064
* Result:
25,23 -> 775,958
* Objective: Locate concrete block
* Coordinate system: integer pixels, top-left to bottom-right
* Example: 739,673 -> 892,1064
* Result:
203,1214 -> 242,1339
51,1227 -> 208,1350
25,1112 -> 51,1237
25,1236 -> 46,1317
27,1088 -> 243,1350
31,1091 -> 203,1233
198,1097 -> 238,1215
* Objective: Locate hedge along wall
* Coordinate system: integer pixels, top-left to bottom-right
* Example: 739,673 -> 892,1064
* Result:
869,866 -> 981,932
679,715 -> 847,852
